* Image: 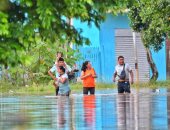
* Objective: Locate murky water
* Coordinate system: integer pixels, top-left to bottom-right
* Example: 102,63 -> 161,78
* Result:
0,88 -> 170,130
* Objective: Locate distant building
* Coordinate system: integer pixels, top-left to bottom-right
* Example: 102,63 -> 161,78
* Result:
74,14 -> 166,83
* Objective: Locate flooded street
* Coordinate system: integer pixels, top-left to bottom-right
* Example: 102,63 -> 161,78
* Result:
0,88 -> 169,130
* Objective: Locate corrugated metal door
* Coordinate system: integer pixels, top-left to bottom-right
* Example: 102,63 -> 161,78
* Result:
115,29 -> 149,82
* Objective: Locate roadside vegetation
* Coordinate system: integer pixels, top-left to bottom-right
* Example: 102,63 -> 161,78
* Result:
1,80 -> 170,95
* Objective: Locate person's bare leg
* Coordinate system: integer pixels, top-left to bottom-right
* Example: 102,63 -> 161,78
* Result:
53,82 -> 59,96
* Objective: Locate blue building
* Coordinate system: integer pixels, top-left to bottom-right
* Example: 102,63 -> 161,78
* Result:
74,13 -> 166,83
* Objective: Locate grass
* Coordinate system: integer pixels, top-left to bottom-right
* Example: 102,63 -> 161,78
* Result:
1,80 -> 170,95
132,80 -> 170,89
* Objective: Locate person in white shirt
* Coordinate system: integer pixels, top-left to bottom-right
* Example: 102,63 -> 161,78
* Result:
113,56 -> 134,93
56,66 -> 70,96
48,57 -> 71,95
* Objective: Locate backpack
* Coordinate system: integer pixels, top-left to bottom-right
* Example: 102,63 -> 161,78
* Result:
118,64 -> 126,80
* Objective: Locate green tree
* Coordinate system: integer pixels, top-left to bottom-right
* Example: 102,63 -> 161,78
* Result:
0,0 -> 127,65
128,0 -> 170,81
0,0 -> 127,85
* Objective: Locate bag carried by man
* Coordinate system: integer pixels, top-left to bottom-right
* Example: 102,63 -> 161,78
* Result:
118,64 -> 126,80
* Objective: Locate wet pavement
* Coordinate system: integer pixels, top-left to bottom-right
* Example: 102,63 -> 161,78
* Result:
0,88 -> 169,130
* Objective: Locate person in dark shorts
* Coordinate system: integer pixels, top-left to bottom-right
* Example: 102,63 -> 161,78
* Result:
113,56 -> 134,93
81,61 -> 97,95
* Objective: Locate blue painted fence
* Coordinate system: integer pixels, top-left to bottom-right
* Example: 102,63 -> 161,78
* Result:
76,47 -> 102,82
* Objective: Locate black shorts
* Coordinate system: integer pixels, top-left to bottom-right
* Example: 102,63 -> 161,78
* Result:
118,81 -> 131,93
83,87 -> 95,95
55,87 -> 59,96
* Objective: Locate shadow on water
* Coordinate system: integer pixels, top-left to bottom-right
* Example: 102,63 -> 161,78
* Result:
0,88 -> 170,130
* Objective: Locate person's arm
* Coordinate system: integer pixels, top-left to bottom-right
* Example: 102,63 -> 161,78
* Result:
113,66 -> 117,82
63,62 -> 72,73
58,77 -> 67,84
58,74 -> 68,84
113,71 -> 117,82
129,70 -> 134,84
80,71 -> 91,80
92,69 -> 97,78
48,70 -> 57,81
48,65 -> 57,81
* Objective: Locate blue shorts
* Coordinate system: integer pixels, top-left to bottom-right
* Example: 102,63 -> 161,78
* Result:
118,81 -> 131,93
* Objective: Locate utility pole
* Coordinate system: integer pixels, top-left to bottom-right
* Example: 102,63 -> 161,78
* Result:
68,18 -> 73,49
132,31 -> 139,130
65,18 -> 73,58
132,31 -> 139,84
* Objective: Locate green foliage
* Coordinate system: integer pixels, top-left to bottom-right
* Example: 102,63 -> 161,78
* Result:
0,0 -> 127,86
131,80 -> 170,89
0,12 -> 9,35
4,39 -> 82,86
0,0 -> 9,11
2,80 -> 170,95
0,81 -> 117,95
0,0 -> 128,66
128,0 -> 170,51
0,0 -> 128,85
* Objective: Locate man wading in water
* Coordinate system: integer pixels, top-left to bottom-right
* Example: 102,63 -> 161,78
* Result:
113,56 -> 134,93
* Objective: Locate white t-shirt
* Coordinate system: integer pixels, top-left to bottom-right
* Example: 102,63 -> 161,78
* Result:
114,63 -> 132,80
50,64 -> 59,78
50,64 -> 72,77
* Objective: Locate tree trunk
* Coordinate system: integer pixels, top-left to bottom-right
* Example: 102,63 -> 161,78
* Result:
145,48 -> 158,81
140,33 -> 158,81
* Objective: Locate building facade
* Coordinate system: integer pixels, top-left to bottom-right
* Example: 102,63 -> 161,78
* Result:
74,14 -> 166,83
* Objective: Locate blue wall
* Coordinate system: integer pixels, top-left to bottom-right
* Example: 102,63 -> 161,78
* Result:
73,19 -> 100,47
151,43 -> 166,80
100,14 -> 130,82
73,14 -> 167,82
73,19 -> 101,81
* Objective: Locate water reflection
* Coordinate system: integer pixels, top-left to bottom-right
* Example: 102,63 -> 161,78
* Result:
83,95 -> 96,129
117,94 -> 132,130
0,89 -> 170,130
152,88 -> 168,130
57,97 -> 68,128
54,96 -> 74,130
